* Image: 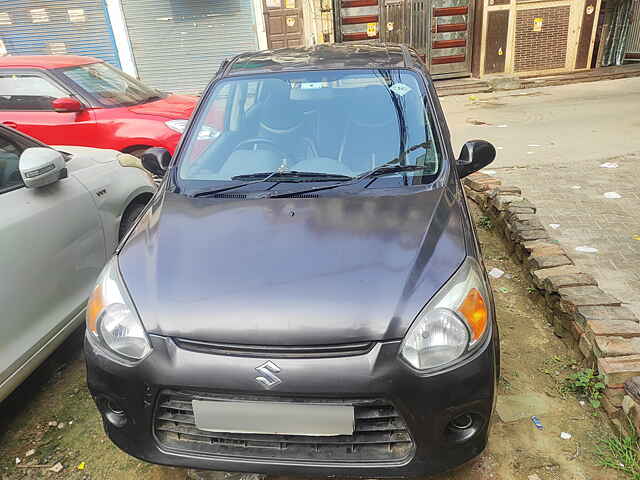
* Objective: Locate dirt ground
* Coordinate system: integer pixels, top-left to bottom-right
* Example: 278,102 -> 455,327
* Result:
0,206 -> 627,480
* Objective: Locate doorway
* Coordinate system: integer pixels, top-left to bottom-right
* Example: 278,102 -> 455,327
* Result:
263,0 -> 305,48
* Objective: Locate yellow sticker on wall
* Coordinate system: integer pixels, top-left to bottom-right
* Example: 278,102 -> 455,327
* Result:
286,16 -> 296,27
533,17 -> 543,32
367,22 -> 378,37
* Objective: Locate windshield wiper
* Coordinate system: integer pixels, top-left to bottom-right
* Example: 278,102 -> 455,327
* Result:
192,173 -> 277,197
267,143 -> 431,199
192,170 -> 353,198
232,171 -> 352,182
142,95 -> 163,103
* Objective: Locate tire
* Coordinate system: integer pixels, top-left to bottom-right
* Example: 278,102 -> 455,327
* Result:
119,202 -> 147,241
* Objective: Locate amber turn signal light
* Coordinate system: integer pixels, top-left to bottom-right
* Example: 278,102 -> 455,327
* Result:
458,288 -> 488,341
86,284 -> 103,334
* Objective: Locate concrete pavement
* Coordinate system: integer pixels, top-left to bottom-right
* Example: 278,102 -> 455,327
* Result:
441,77 -> 640,317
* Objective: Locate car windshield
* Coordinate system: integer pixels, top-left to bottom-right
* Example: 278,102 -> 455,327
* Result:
58,62 -> 164,107
177,69 -> 441,191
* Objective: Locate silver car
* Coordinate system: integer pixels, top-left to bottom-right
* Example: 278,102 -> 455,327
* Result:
0,125 -> 156,401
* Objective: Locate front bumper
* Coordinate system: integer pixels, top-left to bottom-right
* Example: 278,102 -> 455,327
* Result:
85,332 -> 497,477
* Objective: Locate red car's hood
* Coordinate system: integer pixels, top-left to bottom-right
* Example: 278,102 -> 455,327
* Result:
128,94 -> 197,119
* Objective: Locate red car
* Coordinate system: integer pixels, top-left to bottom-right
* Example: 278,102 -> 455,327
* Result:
0,56 -> 199,156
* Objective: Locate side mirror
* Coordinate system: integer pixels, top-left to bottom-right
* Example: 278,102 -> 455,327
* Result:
52,97 -> 83,113
141,147 -> 171,176
456,140 -> 496,178
19,148 -> 68,188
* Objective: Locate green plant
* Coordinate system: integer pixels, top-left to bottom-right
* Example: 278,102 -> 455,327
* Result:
478,216 -> 493,230
596,425 -> 640,479
562,368 -> 605,408
527,287 -> 537,294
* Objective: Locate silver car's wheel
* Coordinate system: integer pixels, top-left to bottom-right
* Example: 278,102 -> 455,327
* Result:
119,202 -> 147,240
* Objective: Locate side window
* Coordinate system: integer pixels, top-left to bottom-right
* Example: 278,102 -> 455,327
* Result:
0,134 -> 24,192
0,74 -> 68,111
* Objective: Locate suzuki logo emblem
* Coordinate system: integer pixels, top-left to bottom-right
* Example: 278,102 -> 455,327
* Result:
255,361 -> 282,389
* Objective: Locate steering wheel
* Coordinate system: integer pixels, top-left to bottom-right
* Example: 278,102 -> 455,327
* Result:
234,138 -> 290,160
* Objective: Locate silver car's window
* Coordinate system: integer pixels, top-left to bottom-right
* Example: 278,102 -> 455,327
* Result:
178,69 -> 441,186
0,133 -> 24,192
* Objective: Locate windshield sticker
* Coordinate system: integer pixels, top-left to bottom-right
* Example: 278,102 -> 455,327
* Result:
299,82 -> 326,89
389,83 -> 411,96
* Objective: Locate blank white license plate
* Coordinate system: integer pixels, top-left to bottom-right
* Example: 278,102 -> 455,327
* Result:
192,399 -> 354,436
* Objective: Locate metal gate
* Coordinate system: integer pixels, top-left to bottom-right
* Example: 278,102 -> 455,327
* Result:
335,0 -> 474,77
0,0 -> 119,67
625,0 -> 640,62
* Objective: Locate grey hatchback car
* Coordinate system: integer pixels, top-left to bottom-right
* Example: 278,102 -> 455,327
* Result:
85,44 -> 498,477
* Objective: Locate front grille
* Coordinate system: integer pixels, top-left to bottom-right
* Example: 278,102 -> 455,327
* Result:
173,338 -> 374,358
154,390 -> 414,463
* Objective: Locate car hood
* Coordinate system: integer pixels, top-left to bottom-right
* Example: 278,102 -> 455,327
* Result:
53,145 -> 118,171
118,187 -> 467,345
127,94 -> 198,119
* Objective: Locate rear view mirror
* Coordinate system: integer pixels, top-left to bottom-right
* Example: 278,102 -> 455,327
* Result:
456,140 -> 496,178
19,148 -> 68,188
52,97 -> 83,113
141,147 -> 171,176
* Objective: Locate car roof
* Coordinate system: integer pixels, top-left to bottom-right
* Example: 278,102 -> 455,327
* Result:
224,43 -> 424,77
0,55 -> 101,69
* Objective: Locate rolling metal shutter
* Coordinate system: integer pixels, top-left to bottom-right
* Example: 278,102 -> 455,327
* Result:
0,0 -> 120,66
120,0 -> 258,94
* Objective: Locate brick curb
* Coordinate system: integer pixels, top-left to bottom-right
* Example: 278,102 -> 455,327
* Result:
464,171 -> 640,436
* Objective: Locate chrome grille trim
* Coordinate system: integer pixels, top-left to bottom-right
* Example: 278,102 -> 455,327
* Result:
173,339 -> 375,358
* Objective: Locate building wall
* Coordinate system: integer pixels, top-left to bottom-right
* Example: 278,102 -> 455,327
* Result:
477,0 -> 602,77
514,6 -> 570,72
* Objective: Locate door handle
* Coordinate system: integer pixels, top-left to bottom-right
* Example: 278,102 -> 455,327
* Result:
1,121 -> 18,129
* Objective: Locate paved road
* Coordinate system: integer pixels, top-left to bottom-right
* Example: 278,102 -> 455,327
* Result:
441,77 -> 640,317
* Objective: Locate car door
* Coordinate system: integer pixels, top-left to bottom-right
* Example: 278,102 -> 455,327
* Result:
0,129 -> 105,394
0,69 -> 97,146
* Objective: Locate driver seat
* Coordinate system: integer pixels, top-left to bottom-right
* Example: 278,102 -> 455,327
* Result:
255,79 -> 315,162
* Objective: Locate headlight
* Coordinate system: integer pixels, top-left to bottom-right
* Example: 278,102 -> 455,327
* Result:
400,257 -> 490,371
165,119 -> 219,140
165,119 -> 188,133
86,257 -> 151,361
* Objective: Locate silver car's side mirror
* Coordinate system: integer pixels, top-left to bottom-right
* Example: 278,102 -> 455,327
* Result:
19,148 -> 68,188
